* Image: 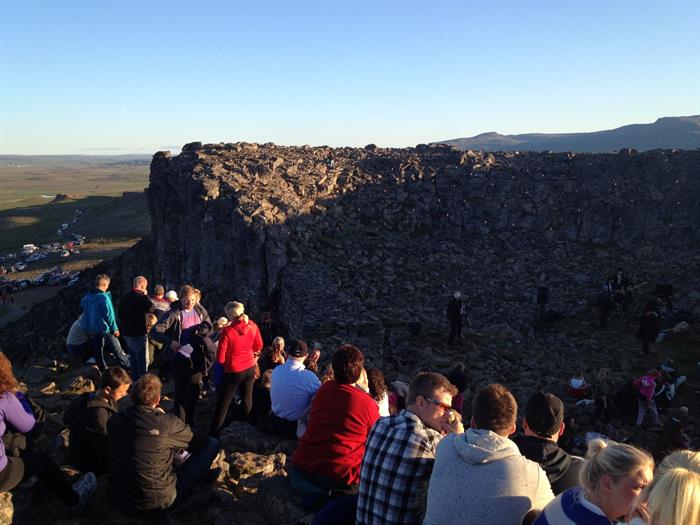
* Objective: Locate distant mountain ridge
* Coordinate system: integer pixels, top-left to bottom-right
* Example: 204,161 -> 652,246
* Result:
438,115 -> 700,152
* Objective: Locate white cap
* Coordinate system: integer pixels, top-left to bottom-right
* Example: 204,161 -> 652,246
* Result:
165,290 -> 178,301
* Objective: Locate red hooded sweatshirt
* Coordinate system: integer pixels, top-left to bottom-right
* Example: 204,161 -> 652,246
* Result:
217,318 -> 263,373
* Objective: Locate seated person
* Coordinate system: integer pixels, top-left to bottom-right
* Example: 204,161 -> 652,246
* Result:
63,366 -> 132,475
267,340 -> 321,439
303,343 -> 322,374
290,344 -> 380,509
66,314 -> 93,364
258,336 -> 286,375
250,368 -> 273,426
513,391 -> 584,495
0,352 -> 96,513
107,374 -> 220,517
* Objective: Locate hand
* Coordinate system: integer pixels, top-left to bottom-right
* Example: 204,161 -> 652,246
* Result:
114,330 -> 120,337
627,500 -> 649,523
171,341 -> 182,351
440,411 -> 464,435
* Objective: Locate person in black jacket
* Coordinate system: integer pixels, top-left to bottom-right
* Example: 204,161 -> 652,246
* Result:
637,301 -> 660,355
118,276 -> 155,380
446,292 -> 463,345
63,366 -> 132,475
512,391 -> 583,495
107,374 -> 220,517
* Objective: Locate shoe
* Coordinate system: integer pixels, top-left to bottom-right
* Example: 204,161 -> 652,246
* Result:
71,472 -> 96,514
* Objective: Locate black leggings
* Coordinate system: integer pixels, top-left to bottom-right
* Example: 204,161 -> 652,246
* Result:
209,366 -> 256,437
0,452 -> 78,506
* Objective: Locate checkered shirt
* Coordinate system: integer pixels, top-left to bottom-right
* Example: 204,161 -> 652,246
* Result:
356,409 -> 443,525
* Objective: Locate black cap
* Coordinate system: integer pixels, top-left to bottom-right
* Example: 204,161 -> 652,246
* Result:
287,340 -> 308,358
524,391 -> 564,437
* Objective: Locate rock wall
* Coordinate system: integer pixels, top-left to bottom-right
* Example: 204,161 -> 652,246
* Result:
144,142 -> 700,366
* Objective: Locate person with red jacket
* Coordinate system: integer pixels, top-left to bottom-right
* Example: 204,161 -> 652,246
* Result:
209,301 -> 263,437
290,344 -> 380,509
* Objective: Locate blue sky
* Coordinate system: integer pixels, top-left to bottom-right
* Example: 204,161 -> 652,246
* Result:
0,0 -> 698,154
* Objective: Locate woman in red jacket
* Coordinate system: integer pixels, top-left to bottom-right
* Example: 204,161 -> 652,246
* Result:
209,301 -> 263,437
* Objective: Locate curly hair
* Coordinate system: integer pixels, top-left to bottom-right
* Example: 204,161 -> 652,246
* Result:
0,352 -> 19,395
332,344 -> 364,384
367,368 -> 389,403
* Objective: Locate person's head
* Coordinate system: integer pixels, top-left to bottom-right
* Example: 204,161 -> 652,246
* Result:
331,344 -> 364,385
260,368 -> 273,389
366,368 -> 388,403
287,340 -> 308,362
165,290 -> 178,303
153,284 -> 165,298
194,288 -> 201,304
320,364 -> 335,383
224,301 -> 245,322
523,391 -> 565,442
453,291 -> 461,299
642,450 -> 700,525
470,383 -> 517,437
446,363 -> 469,394
272,336 -> 285,353
580,439 -> 654,520
597,367 -> 610,382
407,372 -> 458,432
132,275 -> 148,292
0,352 -> 18,395
145,313 -> 158,331
95,274 -> 111,292
310,342 -> 322,362
180,286 -> 198,311
130,374 -> 162,407
99,366 -> 132,402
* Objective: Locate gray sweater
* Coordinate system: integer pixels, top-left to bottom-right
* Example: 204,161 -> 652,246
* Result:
423,428 -> 554,525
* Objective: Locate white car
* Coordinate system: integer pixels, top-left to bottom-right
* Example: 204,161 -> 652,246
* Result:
60,251 -> 70,258
15,262 -> 26,271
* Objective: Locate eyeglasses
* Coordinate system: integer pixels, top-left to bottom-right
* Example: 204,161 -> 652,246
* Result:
425,397 -> 453,415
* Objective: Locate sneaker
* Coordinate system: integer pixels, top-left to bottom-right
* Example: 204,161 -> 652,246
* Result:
71,472 -> 96,514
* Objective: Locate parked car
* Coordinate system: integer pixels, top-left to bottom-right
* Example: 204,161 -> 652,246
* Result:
60,251 -> 70,258
49,273 -> 70,286
67,277 -> 80,287
18,279 -> 31,289
15,262 -> 26,271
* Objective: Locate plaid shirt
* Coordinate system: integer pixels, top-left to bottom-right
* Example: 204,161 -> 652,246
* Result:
356,410 -> 443,525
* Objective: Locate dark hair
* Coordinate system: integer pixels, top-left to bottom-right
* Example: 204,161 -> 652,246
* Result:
471,383 -> 517,436
131,374 -> 162,406
367,368 -> 388,402
332,344 -> 364,384
0,352 -> 18,395
100,366 -> 132,390
446,363 -> 469,393
407,372 -> 458,405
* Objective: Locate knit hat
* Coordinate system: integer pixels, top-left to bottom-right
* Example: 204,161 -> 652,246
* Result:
524,391 -> 564,437
288,340 -> 309,358
165,290 -> 178,302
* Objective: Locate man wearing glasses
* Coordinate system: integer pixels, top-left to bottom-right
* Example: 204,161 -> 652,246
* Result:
356,372 -> 463,525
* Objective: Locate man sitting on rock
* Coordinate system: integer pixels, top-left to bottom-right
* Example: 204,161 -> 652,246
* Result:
107,374 -> 220,517
267,340 -> 321,439
423,383 -> 554,525
356,372 -> 463,525
290,344 -> 379,510
80,274 -> 130,371
512,391 -> 583,495
63,366 -> 132,476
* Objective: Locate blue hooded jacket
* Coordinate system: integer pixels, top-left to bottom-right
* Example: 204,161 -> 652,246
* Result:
80,289 -> 118,334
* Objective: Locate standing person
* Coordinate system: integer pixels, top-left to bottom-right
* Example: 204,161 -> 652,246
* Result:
534,439 -> 653,525
637,302 -> 660,356
634,370 -> 661,429
356,372 -> 463,525
446,291 -> 463,345
150,285 -> 170,318
591,368 -> 612,424
597,285 -> 615,329
537,275 -> 550,320
150,285 -> 211,382
107,374 -> 220,517
118,276 -> 155,380
63,366 -> 132,475
423,384 -> 554,525
0,352 -> 97,513
209,302 -> 263,437
290,344 -> 380,510
608,269 -> 633,313
513,391 -> 584,495
80,274 -> 130,371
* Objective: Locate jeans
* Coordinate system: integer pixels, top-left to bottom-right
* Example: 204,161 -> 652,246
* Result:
93,333 -> 130,371
123,335 -> 148,379
311,495 -> 357,525
67,341 -> 94,363
175,437 -> 219,502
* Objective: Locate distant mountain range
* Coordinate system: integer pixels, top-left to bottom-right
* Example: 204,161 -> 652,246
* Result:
438,115 -> 700,152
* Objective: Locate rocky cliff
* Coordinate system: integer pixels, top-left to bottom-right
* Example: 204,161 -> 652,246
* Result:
140,143 -> 700,368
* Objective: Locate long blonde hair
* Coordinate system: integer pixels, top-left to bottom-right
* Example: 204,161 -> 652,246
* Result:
580,439 -> 654,496
644,451 -> 700,525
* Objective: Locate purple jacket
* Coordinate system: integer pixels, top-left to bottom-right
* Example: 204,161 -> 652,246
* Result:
0,392 -> 36,471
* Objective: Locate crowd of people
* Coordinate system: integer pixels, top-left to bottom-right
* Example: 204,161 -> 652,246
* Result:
0,272 -> 696,525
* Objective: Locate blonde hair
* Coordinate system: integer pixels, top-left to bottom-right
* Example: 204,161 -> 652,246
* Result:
580,439 -> 654,496
224,301 -> 245,320
145,313 -> 158,331
643,451 -> 700,525
179,285 -> 197,299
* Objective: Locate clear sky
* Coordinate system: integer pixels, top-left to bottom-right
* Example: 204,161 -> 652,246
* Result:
1,0 -> 698,154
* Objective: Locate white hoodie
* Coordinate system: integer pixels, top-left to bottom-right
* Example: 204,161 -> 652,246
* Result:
423,428 -> 554,525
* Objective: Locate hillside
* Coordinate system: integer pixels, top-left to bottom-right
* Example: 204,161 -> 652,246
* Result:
439,115 -> 700,152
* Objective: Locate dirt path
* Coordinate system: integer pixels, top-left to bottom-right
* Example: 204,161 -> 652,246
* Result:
0,285 -> 66,328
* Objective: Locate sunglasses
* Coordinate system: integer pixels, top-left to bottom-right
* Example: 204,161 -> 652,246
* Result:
425,397 -> 454,415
